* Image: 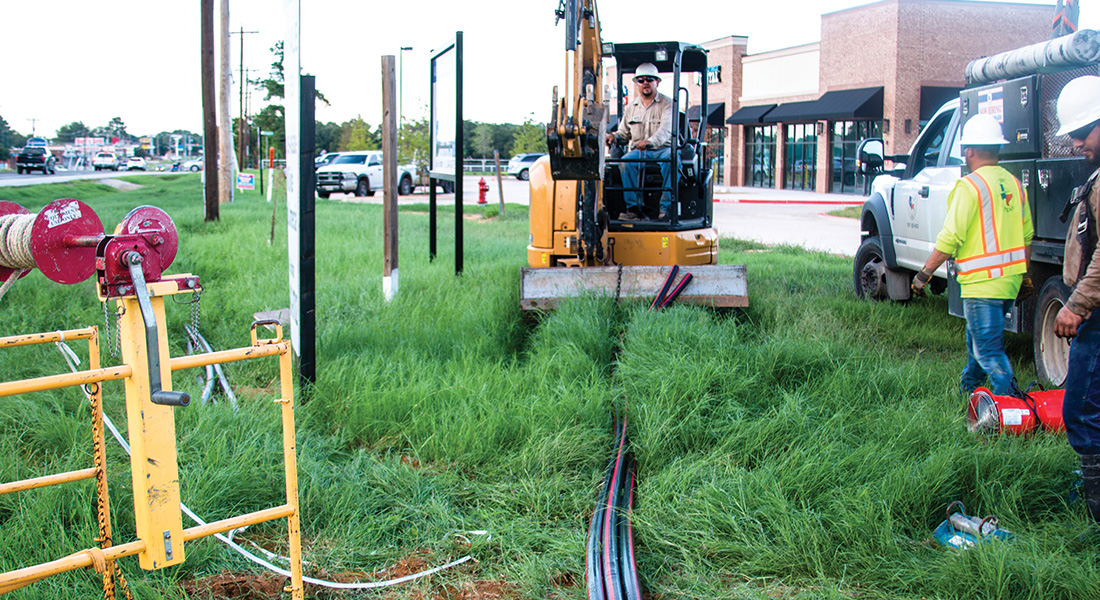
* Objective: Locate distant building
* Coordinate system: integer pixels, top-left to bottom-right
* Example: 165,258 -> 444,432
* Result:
609,0 -> 1052,193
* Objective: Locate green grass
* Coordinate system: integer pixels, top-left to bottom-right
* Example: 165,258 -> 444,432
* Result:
827,206 -> 861,219
1,175 -> 1097,599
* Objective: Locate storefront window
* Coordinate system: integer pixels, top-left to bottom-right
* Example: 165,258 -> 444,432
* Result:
745,125 -> 775,188
830,120 -> 882,194
785,123 -> 817,191
705,127 -> 726,186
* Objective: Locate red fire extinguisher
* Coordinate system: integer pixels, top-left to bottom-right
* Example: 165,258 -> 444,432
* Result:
967,387 -> 1065,435
478,177 -> 488,204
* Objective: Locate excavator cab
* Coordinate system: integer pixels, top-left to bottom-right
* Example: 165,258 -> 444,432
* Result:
604,42 -> 714,231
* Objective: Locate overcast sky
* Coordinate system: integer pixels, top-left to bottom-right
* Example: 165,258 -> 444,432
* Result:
2,0 -> 1095,139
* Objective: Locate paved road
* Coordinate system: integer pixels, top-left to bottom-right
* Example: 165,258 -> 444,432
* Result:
0,170 -> 863,256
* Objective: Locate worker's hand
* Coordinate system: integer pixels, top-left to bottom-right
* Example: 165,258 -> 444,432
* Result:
634,139 -> 650,150
1055,305 -> 1084,339
606,133 -> 616,147
1017,276 -> 1034,300
911,268 -> 932,297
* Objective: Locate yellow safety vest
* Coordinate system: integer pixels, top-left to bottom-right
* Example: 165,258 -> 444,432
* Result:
935,166 -> 1033,298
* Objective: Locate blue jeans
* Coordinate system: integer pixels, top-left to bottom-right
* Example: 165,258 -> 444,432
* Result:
1064,310 -> 1100,455
960,298 -> 1016,395
621,147 -> 671,213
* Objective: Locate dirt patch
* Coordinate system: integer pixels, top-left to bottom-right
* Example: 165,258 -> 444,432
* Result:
98,178 -> 145,191
179,572 -> 286,599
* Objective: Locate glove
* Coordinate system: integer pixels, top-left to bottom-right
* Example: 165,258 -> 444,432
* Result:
1017,276 -> 1034,300
911,268 -> 932,297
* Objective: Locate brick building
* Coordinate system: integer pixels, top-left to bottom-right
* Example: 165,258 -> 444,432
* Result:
610,0 -> 1053,193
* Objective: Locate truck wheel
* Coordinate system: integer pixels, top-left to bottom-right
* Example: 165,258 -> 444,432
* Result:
318,190 -> 330,199
1033,278 -> 1072,387
356,179 -> 370,197
442,181 -> 454,194
399,176 -> 413,196
853,236 -> 889,300
519,168 -> 530,181
16,167 -> 22,175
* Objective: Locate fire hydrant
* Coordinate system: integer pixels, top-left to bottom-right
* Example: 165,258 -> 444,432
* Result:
478,177 -> 489,204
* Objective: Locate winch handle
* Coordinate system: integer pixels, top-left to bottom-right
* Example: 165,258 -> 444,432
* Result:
945,500 -> 966,519
978,515 -> 998,538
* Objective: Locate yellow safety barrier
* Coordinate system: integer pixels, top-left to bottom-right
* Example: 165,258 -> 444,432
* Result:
0,286 -> 304,598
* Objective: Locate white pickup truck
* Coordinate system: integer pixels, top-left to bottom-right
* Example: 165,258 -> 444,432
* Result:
854,64 -> 1095,386
315,150 -> 425,198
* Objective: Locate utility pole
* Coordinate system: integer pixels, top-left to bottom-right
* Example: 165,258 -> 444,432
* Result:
232,27 -> 259,169
201,0 -> 219,220
26,118 -> 39,137
219,0 -> 232,204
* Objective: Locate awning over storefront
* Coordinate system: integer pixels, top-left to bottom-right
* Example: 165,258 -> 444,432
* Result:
687,103 -> 727,127
761,87 -> 884,123
761,99 -> 819,123
726,104 -> 776,124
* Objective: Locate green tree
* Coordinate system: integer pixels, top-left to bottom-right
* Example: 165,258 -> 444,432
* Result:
316,121 -> 342,154
107,117 -> 128,141
0,115 -> 16,160
55,121 -> 90,144
399,115 -> 429,175
472,122 -> 494,158
256,41 -> 330,158
340,117 -> 378,151
511,118 -> 546,155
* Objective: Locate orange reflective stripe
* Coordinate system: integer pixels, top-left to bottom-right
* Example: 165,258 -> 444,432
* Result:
967,172 -> 1001,253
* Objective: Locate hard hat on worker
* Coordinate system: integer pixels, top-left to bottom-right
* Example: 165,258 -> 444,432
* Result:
633,63 -> 661,82
959,114 -> 1009,146
1056,75 -> 1100,137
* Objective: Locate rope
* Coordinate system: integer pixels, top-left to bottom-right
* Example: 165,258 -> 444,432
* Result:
0,214 -> 35,269
0,213 -> 35,303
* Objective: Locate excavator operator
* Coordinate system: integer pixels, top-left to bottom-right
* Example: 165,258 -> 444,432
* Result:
606,62 -> 673,221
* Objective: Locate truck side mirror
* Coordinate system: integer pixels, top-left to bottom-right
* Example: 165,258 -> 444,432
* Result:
857,138 -> 885,175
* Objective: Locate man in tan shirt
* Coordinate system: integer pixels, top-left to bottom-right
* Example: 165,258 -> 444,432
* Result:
606,63 -> 674,220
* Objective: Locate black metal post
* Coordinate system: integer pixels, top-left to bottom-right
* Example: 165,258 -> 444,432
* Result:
455,31 -> 464,275
298,74 -> 316,385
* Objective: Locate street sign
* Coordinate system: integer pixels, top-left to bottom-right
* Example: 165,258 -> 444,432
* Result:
236,173 -> 255,190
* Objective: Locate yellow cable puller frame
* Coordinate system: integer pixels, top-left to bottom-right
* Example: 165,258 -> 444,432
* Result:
0,200 -> 304,598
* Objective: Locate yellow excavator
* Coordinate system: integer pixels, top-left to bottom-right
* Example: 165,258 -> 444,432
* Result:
520,0 -> 746,310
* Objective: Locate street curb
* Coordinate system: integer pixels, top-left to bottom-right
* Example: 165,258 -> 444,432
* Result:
714,197 -> 864,206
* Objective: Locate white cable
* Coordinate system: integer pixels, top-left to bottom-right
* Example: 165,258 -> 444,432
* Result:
55,342 -> 476,589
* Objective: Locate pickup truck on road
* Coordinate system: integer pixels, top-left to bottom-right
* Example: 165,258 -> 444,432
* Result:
315,151 -> 421,198
16,146 -> 57,175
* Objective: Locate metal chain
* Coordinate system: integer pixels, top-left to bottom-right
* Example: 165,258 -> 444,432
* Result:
102,302 -> 120,358
614,263 -> 623,304
190,289 -> 202,335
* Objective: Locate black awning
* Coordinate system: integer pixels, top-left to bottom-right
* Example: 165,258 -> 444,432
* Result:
726,104 -> 776,124
687,103 -> 726,127
761,99 -> 819,123
807,87 -> 883,120
762,87 -> 884,123
920,86 -> 961,120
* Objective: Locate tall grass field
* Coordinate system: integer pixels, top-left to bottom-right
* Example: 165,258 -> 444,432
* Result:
1,174 -> 1097,599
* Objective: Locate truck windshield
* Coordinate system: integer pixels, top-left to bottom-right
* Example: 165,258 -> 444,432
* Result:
333,155 -> 367,165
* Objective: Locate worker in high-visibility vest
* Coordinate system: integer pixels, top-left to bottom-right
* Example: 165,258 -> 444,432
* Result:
911,113 -> 1034,396
1054,75 -> 1100,524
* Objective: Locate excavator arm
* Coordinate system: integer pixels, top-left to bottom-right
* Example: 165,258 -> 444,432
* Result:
548,0 -> 607,181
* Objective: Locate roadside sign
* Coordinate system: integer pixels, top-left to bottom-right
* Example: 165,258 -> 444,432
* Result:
236,173 -> 255,190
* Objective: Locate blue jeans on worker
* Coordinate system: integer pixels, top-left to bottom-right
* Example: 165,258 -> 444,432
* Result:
621,147 -> 671,214
960,298 -> 1015,395
1064,310 -> 1100,455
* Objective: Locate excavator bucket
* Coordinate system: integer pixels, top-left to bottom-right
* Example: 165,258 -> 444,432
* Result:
520,264 -> 748,311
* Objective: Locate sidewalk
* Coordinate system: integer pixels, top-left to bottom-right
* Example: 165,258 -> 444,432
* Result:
713,185 -> 865,205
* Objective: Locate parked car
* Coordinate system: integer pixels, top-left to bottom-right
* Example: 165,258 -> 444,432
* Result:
314,152 -> 341,171
92,152 -> 120,171
16,146 -> 57,175
507,153 -> 545,180
315,151 -> 418,198
125,157 -> 147,171
182,157 -> 204,171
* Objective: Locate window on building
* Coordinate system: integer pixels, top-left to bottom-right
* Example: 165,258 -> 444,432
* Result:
705,127 -> 726,186
830,120 -> 882,194
745,125 -> 776,188
784,123 -> 817,191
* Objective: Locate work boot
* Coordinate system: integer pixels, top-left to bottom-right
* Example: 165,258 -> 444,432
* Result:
619,210 -> 642,221
1083,455 -> 1100,523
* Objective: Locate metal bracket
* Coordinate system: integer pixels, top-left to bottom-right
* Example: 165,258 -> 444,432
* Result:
163,530 -> 173,560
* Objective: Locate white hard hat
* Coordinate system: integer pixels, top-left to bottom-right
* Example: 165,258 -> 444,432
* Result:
1056,75 -> 1100,136
959,114 -> 1008,146
633,63 -> 661,81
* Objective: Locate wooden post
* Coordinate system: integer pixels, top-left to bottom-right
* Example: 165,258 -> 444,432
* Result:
382,56 -> 399,302
201,0 -> 219,220
218,0 -> 233,204
493,149 -> 504,216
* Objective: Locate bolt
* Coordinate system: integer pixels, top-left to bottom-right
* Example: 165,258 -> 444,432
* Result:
151,234 -> 164,246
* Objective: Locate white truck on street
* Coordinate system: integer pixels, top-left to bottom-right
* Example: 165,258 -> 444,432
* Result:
315,150 -> 424,198
854,31 -> 1100,386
